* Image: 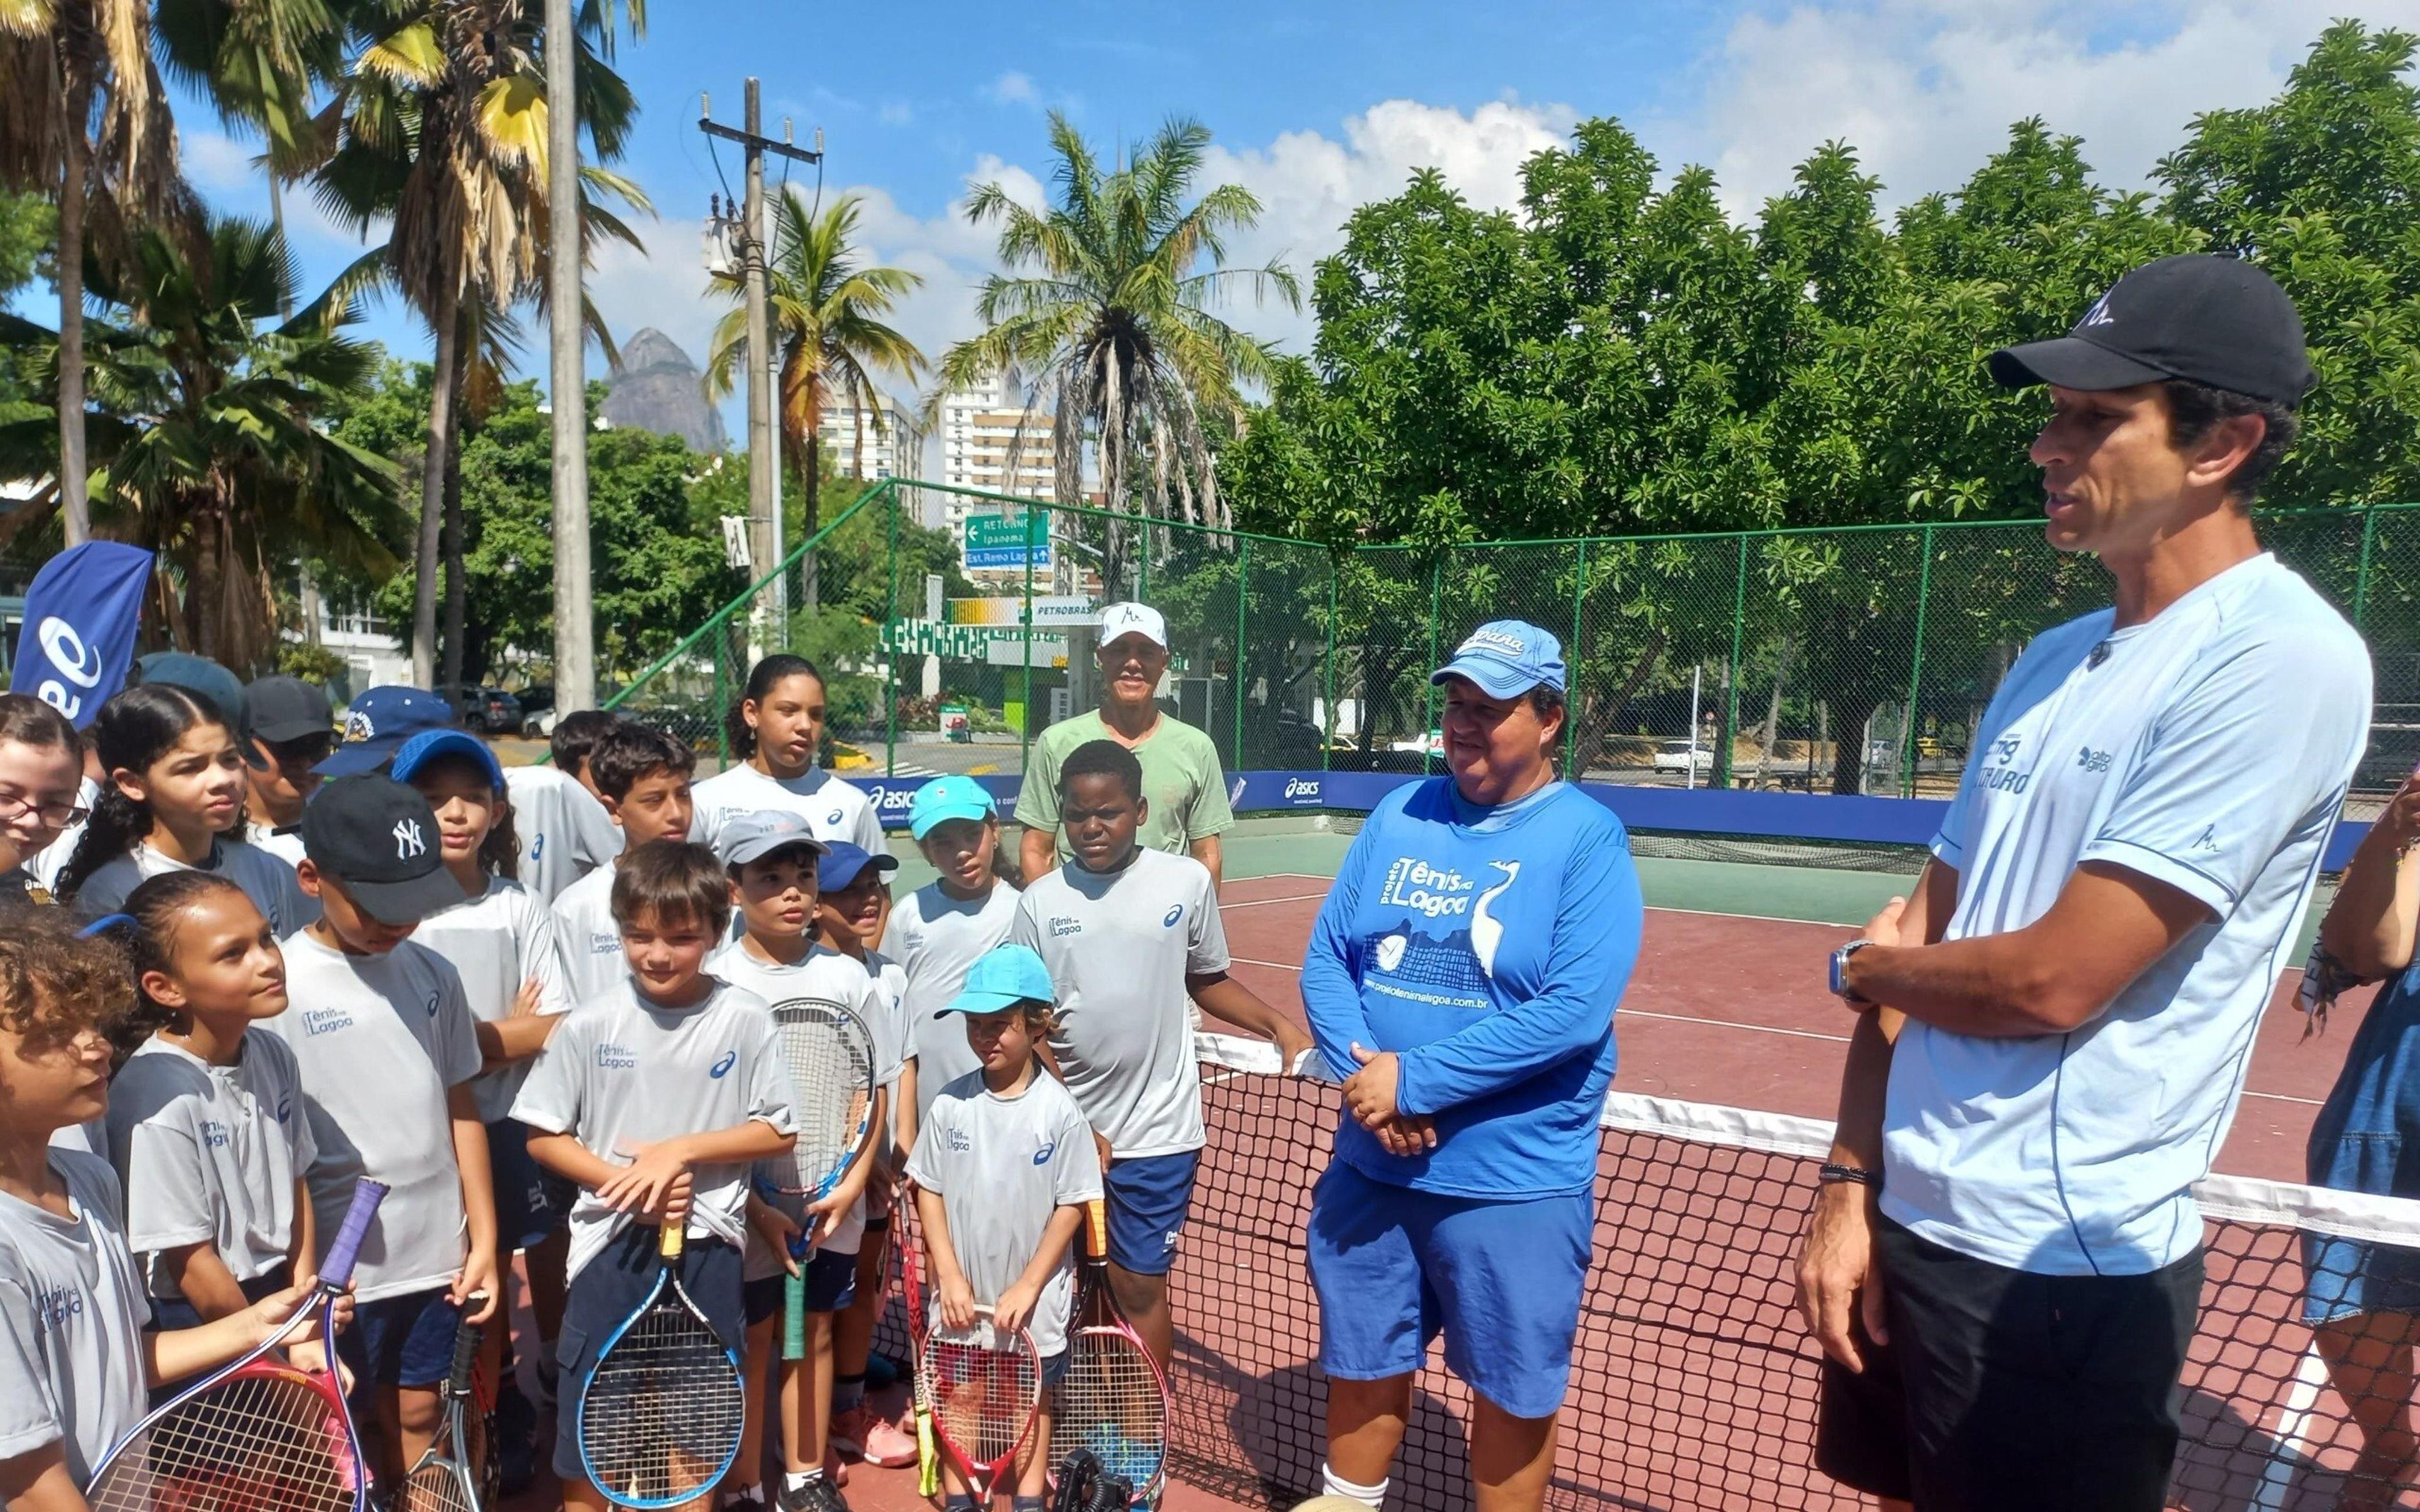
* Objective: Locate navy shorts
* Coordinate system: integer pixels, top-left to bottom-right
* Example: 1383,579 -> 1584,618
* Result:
148,1262 -> 293,1406
338,1286 -> 463,1391
487,1117 -> 572,1251
555,1226 -> 744,1482
1306,1160 -> 1592,1420
741,1249 -> 856,1327
1103,1151 -> 1198,1276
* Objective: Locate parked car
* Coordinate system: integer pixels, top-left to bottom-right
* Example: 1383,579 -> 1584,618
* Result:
515,684 -> 555,738
1651,740 -> 1715,774
435,684 -> 523,734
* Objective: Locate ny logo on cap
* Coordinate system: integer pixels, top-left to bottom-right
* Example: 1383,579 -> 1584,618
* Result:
2080,290 -> 2117,329
393,818 -> 425,861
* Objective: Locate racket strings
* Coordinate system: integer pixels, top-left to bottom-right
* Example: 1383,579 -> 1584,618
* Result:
778,1017 -> 873,1189
1051,1330 -> 1168,1490
919,1333 -> 1040,1466
396,1459 -> 478,1512
88,1367 -> 354,1512
580,1303 -> 744,1502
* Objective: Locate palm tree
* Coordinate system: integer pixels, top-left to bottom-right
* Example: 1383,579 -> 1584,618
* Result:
705,189 -> 924,613
311,0 -> 645,687
0,0 -> 185,545
938,112 -> 1296,587
0,214 -> 407,668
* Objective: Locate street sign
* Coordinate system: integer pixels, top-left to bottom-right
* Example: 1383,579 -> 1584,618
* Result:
964,512 -> 1052,570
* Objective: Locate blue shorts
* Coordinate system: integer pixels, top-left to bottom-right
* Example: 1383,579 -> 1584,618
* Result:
338,1286 -> 462,1391
556,1226 -> 744,1482
741,1249 -> 856,1327
1103,1151 -> 1198,1276
488,1118 -> 571,1251
1306,1160 -> 1592,1420
148,1263 -> 294,1406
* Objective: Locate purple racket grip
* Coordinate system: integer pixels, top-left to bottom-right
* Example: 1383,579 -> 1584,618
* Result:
319,1179 -> 388,1290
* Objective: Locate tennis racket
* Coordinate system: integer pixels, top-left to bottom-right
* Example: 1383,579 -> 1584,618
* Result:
395,1305 -> 486,1512
766,995 -> 877,1360
1051,1199 -> 1168,1502
575,1222 -> 746,1509
918,1305 -> 1044,1507
894,1191 -> 940,1498
86,1177 -> 387,1512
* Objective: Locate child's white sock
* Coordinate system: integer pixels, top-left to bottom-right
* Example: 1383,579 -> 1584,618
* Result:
1322,1463 -> 1388,1508
780,1467 -> 823,1493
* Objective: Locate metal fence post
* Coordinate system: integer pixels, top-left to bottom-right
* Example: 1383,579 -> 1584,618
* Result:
2356,505 -> 2381,630
1424,556 -> 1444,776
1233,537 -> 1250,768
1900,524 -> 1937,799
1323,554 -> 1338,774
1719,536 -> 1748,788
884,482 -> 899,777
713,630 -> 730,769
1022,505 -> 1036,767
1567,539 -> 1587,776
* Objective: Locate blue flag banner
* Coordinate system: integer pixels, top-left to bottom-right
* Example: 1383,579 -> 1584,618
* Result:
9,542 -> 154,727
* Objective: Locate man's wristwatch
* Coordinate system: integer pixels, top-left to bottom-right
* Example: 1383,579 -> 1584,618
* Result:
1829,939 -> 1876,1007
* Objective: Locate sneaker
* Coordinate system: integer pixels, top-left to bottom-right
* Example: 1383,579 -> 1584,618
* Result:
829,1405 -> 867,1460
860,1416 -> 919,1470
722,1489 -> 768,1510
775,1478 -> 850,1512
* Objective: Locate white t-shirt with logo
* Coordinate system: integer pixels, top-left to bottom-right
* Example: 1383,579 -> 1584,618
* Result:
74,838 -> 318,937
261,931 -> 483,1302
105,1031 -> 316,1301
903,1069 -> 1101,1358
504,764 -> 623,905
550,863 -> 627,1008
706,942 -> 894,1270
510,978 -> 797,1282
1883,554 -> 2371,1275
243,822 -> 307,869
884,883 -> 1020,1122
410,878 -> 574,1123
688,763 -> 882,856
1012,849 -> 1226,1159
0,1150 -> 149,1489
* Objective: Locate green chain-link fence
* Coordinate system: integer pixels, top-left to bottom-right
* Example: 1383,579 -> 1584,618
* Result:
602,479 -> 2420,799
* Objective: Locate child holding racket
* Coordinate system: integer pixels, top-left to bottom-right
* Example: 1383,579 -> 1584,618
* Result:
512,839 -> 799,1512
1013,740 -> 1310,1372
907,944 -> 1101,1512
553,721 -> 699,1005
265,774 -> 500,1490
707,810 -> 889,1512
885,777 -> 1018,1162
98,873 -> 319,1392
0,906 -> 347,1507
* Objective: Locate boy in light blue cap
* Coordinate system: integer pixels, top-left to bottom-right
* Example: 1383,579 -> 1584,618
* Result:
906,944 -> 1102,1512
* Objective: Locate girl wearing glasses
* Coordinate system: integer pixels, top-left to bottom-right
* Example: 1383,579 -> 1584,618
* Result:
0,694 -> 88,905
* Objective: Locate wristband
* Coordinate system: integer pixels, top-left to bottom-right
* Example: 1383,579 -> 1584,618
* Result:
1818,1163 -> 1878,1189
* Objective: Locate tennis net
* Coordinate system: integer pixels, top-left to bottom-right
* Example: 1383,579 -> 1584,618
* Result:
1144,1034 -> 2420,1512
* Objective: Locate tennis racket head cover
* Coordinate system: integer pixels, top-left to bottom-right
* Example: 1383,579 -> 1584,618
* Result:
1051,1200 -> 1169,1498
576,1222 -> 745,1509
918,1308 -> 1042,1500
87,1177 -> 388,1512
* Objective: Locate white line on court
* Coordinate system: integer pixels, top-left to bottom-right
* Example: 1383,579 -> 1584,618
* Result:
1220,892 -> 1334,910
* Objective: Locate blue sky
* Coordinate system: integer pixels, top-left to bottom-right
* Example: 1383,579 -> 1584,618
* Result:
142,0 -> 2412,438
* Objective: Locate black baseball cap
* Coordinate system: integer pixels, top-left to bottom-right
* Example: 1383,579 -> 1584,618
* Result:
1989,254 -> 2315,404
245,676 -> 333,745
299,776 -> 466,925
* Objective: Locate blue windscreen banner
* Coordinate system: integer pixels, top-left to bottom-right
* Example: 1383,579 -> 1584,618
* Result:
8,542 -> 154,728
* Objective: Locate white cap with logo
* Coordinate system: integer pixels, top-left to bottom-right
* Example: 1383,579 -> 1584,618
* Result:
1098,602 -> 1168,649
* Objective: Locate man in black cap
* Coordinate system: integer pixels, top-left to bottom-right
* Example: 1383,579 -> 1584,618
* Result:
1795,255 -> 2373,1510
241,675 -> 333,867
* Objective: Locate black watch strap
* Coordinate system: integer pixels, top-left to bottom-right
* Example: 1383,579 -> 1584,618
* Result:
1818,1162 -> 1879,1189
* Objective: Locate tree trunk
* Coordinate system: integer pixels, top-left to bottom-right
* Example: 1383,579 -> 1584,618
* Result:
801,415 -> 821,616
412,277 -> 462,689
189,507 -> 223,663
439,358 -> 468,693
1572,629 -> 1667,776
1752,638 -> 1793,786
55,98 -> 90,546
1831,692 -> 1881,796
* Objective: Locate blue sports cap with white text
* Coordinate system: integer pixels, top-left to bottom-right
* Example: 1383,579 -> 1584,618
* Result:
389,728 -> 504,791
935,944 -> 1056,1019
816,840 -> 897,893
909,775 -> 996,840
317,685 -> 458,777
1429,619 -> 1567,697
716,809 -> 829,870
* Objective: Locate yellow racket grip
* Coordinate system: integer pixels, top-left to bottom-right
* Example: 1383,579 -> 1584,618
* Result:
660,1220 -> 685,1262
915,1408 -> 938,1498
1085,1198 -> 1109,1261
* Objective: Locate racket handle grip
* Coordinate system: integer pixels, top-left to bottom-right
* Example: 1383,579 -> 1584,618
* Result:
320,1179 -> 388,1290
448,1310 -> 483,1394
1085,1198 -> 1109,1261
660,1220 -> 686,1262
782,1266 -> 807,1359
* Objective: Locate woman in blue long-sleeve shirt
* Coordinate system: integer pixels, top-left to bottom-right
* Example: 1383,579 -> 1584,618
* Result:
1302,619 -> 1644,1512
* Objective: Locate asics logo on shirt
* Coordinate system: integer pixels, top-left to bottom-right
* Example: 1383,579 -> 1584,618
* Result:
277,1094 -> 292,1123
827,808 -> 844,826
393,817 -> 425,860
301,1007 -> 354,1036
710,1050 -> 737,1079
1050,916 -> 1082,937
32,1285 -> 83,1327
946,1128 -> 971,1152
531,834 -> 545,861
424,990 -> 441,1019
596,1042 -> 638,1070
200,1120 -> 230,1149
1161,905 -> 1183,928
1032,1141 -> 1056,1166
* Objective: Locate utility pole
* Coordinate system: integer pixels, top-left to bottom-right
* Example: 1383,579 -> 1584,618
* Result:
546,0 -> 596,710
700,84 -> 819,654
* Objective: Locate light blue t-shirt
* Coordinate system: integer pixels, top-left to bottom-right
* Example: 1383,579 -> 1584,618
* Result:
1883,554 -> 2371,1276
1300,777 -> 1642,1200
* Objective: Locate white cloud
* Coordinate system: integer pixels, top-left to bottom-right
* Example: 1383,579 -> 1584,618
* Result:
182,130 -> 260,193
1661,0 -> 2420,215
984,71 -> 1038,107
878,98 -> 914,127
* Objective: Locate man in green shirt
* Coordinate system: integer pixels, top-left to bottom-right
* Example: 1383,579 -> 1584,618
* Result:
1016,602 -> 1235,888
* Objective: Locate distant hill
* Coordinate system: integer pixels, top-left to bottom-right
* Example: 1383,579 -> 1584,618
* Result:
601,328 -> 727,454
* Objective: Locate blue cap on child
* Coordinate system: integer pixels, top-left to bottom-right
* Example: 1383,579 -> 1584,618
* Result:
936,944 -> 1055,1019
908,775 -> 996,840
